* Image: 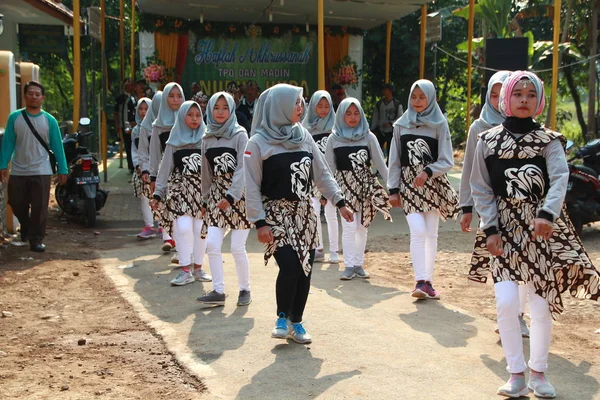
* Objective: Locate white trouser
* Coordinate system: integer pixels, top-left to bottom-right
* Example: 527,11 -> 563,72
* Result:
174,216 -> 206,266
161,222 -> 172,241
312,197 -> 339,252
206,227 -> 251,294
405,210 -> 439,282
519,284 -> 528,315
341,211 -> 368,268
140,197 -> 154,227
494,281 -> 552,373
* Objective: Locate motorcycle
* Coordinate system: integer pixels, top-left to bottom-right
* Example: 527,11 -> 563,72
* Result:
55,117 -> 109,228
565,139 -> 600,234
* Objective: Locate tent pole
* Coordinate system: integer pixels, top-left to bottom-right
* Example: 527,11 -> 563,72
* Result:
318,0 -> 325,90
466,0 -> 475,139
550,0 -> 562,130
385,20 -> 392,83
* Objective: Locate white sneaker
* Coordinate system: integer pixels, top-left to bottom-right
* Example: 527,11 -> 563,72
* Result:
170,252 -> 179,264
193,268 -> 212,282
528,372 -> 557,398
271,313 -> 289,339
329,252 -> 340,263
170,270 -> 194,286
288,322 -> 312,344
497,374 -> 528,398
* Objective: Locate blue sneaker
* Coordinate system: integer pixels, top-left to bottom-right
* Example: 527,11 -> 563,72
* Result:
271,313 -> 289,339
288,322 -> 312,344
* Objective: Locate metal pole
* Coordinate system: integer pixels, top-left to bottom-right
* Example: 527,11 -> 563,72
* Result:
318,0 -> 325,90
73,0 -> 81,131
130,0 -> 136,80
419,5 -> 427,79
466,0 -> 475,139
385,21 -> 392,83
101,0 -> 108,182
119,0 -> 125,168
433,44 -> 438,86
550,0 -> 562,130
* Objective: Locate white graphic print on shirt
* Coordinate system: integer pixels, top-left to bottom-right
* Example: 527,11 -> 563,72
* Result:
290,156 -> 312,198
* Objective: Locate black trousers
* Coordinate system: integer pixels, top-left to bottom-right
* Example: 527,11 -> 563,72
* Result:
376,130 -> 393,157
123,133 -> 134,171
273,245 -> 315,323
7,175 -> 51,242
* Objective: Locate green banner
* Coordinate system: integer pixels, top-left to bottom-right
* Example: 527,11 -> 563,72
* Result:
181,32 -> 317,97
19,24 -> 66,54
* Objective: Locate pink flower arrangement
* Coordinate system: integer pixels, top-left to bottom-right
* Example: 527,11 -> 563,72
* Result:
144,63 -> 167,83
332,57 -> 359,87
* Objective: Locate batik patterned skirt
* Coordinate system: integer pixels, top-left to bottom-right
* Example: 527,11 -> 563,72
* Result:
400,165 -> 459,220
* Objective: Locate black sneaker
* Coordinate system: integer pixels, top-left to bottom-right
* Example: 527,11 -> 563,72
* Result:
30,241 -> 46,253
197,290 -> 225,306
237,290 -> 252,306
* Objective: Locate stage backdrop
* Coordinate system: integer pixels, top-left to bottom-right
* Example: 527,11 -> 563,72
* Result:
181,31 -> 318,97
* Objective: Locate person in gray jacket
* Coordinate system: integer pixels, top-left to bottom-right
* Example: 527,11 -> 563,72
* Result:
244,84 -> 353,344
388,79 -> 459,300
151,101 -> 211,287
197,92 -> 253,307
470,71 -> 600,399
325,97 -> 392,281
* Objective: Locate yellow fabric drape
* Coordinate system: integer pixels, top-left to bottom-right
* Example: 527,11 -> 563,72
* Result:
154,32 -> 178,70
325,34 -> 349,83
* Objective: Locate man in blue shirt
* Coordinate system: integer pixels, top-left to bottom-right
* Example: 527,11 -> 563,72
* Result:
0,81 -> 68,252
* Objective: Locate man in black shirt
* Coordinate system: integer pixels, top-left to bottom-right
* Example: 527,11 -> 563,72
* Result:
236,80 -> 260,125
114,78 -> 137,172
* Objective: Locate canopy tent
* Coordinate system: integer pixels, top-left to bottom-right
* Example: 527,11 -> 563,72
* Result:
136,0 -> 430,30
0,0 -> 80,26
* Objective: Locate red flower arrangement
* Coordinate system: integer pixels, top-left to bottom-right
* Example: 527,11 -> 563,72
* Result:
174,19 -> 183,28
204,23 -> 212,32
229,24 -> 236,33
273,26 -> 280,34
332,56 -> 359,88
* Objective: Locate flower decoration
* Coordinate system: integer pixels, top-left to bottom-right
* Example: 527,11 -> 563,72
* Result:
341,26 -> 348,33
155,19 -> 164,27
325,27 -> 332,35
331,56 -> 360,88
174,19 -> 183,28
245,24 -> 262,38
204,23 -> 212,32
273,26 -> 280,34
293,25 -> 300,33
229,24 -> 236,33
144,63 -> 167,83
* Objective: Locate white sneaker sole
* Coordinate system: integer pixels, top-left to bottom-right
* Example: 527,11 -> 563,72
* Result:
288,334 -> 312,344
354,274 -> 370,279
171,279 -> 195,286
271,330 -> 288,339
197,299 -> 225,306
340,274 -> 355,280
497,387 -> 529,398
412,289 -> 427,299
195,277 -> 213,282
137,234 -> 156,239
237,299 -> 252,306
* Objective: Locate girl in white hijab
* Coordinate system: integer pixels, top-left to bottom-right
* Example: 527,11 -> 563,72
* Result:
130,97 -> 155,239
147,82 -> 184,253
244,84 -> 353,344
301,90 -> 340,263
388,79 -> 459,300
151,100 -> 211,287
196,92 -> 253,307
325,97 -> 392,281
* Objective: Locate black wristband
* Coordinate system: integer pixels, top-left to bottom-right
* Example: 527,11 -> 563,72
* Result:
153,194 -> 161,201
225,194 -> 235,204
537,210 -> 554,222
255,220 -> 268,229
462,206 -> 473,214
150,176 -> 156,182
389,188 -> 400,195
424,167 -> 433,178
484,226 -> 499,237
335,200 -> 346,208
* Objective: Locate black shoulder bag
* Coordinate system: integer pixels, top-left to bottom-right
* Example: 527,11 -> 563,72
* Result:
21,110 -> 57,174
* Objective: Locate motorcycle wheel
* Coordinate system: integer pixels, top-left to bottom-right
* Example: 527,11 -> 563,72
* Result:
84,197 -> 97,228
567,209 -> 583,236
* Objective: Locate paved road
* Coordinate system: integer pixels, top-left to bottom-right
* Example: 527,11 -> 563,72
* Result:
96,161 -> 600,400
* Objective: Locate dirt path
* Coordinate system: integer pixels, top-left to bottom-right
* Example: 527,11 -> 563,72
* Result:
0,191 -> 206,399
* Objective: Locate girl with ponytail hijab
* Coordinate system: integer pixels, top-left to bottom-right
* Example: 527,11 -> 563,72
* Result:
151,101 -> 211,287
196,92 -> 253,307
144,82 -> 184,253
302,90 -> 340,264
470,71 -> 600,399
130,97 -> 155,239
325,97 -> 392,281
244,84 -> 353,344
388,79 -> 459,300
